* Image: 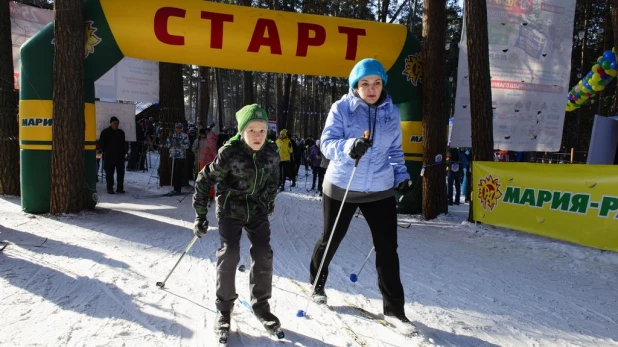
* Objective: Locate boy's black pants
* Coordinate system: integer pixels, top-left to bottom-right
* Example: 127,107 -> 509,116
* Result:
215,215 -> 273,316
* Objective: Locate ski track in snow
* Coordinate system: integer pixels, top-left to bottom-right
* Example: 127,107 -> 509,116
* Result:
1,159 -> 617,347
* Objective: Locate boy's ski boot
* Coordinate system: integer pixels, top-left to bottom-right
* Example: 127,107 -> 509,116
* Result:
255,311 -> 285,339
214,310 -> 231,345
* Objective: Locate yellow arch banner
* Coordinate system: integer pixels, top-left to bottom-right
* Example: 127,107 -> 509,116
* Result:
100,0 -> 406,77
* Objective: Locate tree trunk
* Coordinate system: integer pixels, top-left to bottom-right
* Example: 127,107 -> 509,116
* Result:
197,66 -> 210,127
216,68 -> 225,130
0,0 -> 20,196
188,66 -> 194,121
277,74 -> 292,132
379,0 -> 390,22
233,71 -> 241,115
158,62 -> 185,187
275,73 -> 282,126
421,0 -> 448,220
598,0 -> 612,115
575,0 -> 591,150
288,75 -> 298,135
302,76 -> 309,137
608,0 -> 618,114
265,73 -> 272,116
465,0 -> 494,222
410,0 -> 419,32
312,76 -> 319,138
243,72 -> 254,105
50,0 -> 85,213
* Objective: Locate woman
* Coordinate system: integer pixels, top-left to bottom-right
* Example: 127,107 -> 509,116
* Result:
308,58 -> 416,335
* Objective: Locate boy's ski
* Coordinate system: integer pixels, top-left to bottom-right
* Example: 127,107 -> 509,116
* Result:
1,238 -> 48,248
131,191 -> 189,199
131,192 -> 174,199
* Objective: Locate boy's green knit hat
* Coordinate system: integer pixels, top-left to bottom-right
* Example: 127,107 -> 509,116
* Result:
230,104 -> 268,141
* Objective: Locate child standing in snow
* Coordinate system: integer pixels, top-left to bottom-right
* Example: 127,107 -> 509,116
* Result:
192,104 -> 281,337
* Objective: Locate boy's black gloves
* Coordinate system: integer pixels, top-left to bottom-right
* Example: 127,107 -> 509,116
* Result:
193,216 -> 208,238
349,138 -> 372,160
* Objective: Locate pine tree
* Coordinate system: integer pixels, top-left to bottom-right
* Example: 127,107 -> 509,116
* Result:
421,0 -> 448,219
158,63 -> 185,187
50,0 -> 86,213
0,0 -> 20,196
464,0 -> 494,222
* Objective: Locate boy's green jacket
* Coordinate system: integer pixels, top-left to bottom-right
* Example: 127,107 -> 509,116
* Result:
193,139 -> 280,222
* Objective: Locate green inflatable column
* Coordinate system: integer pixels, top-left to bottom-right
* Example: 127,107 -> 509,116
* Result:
19,0 -> 124,213
385,32 -> 423,214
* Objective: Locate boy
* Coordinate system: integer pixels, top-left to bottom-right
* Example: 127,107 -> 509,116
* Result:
192,104 -> 282,340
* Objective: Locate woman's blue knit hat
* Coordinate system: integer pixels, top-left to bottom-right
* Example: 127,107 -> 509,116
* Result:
348,58 -> 388,89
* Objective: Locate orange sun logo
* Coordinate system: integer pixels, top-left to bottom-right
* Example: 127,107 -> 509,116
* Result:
402,53 -> 422,86
477,174 -> 503,211
84,21 -> 102,58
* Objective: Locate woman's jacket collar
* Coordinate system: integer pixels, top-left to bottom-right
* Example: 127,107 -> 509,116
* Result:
345,89 -> 393,113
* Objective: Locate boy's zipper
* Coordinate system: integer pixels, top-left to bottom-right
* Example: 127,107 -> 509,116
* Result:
246,152 -> 258,222
222,191 -> 231,209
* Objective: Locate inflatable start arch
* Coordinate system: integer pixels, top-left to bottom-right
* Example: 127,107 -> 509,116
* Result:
20,0 -> 423,214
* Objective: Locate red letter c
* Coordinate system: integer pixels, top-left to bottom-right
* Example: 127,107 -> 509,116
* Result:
154,7 -> 186,46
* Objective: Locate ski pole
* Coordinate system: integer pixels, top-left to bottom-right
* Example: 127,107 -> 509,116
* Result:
349,246 -> 374,283
156,235 -> 199,288
297,130 -> 369,318
178,182 -> 195,203
169,155 -> 176,195
238,246 -> 251,272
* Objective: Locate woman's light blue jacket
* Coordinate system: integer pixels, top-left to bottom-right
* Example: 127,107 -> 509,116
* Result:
321,90 -> 410,192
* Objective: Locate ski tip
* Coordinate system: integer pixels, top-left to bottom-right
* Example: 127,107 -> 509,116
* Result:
349,273 -> 358,282
238,265 -> 246,272
155,281 -> 165,288
295,309 -> 306,317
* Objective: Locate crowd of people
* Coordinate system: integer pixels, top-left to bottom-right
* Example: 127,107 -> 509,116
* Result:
97,116 -> 232,195
273,130 -> 327,194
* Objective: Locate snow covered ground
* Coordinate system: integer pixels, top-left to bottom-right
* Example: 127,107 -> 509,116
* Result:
1,154 -> 618,347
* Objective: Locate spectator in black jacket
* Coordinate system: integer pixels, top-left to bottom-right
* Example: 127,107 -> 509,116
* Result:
99,116 -> 127,194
